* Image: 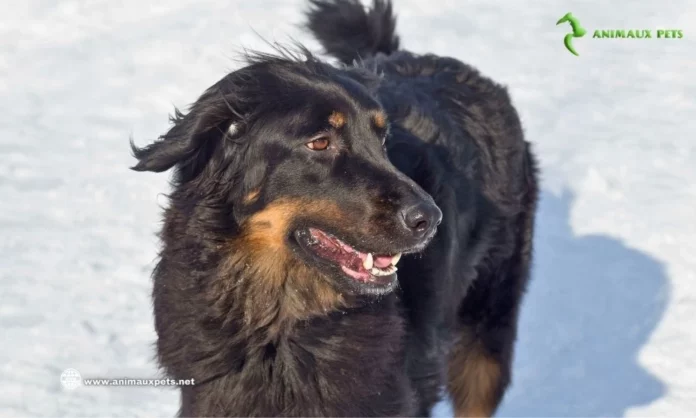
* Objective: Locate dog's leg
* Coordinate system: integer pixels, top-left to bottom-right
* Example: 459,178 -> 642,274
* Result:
447,175 -> 536,416
446,250 -> 532,417
446,325 -> 510,418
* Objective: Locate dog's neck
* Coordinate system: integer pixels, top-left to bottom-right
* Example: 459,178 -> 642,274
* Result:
180,287 -> 412,416
155,239 -> 413,416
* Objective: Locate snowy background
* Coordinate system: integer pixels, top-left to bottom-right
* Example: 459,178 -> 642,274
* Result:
2,0 -> 695,416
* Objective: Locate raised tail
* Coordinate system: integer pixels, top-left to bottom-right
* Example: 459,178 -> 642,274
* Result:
305,0 -> 400,65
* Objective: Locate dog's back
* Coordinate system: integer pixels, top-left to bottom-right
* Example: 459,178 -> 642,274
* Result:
307,1 -> 539,416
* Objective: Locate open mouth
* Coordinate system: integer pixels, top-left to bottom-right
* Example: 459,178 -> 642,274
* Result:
295,227 -> 402,286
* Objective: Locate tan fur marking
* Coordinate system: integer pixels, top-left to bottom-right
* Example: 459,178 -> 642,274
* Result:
216,199 -> 350,336
373,111 -> 387,129
448,338 -> 501,417
328,111 -> 346,129
243,189 -> 260,204
243,200 -> 306,250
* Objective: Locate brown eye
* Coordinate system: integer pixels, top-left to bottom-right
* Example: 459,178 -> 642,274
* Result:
306,137 -> 330,151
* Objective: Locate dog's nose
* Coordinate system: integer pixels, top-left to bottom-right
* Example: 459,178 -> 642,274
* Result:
400,202 -> 442,238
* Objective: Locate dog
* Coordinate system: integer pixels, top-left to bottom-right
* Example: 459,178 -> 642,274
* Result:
131,0 -> 538,416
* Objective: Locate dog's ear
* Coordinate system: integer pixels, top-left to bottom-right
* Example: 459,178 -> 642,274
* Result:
130,84 -> 242,178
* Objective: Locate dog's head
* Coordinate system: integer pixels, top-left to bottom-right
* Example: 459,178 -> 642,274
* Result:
132,51 -> 441,299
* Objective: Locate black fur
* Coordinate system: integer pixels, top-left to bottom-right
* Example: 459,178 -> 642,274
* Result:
306,0 -> 399,65
132,1 -> 538,416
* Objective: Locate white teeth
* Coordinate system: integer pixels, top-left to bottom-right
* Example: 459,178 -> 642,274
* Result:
370,265 -> 398,277
363,253 -> 374,270
370,267 -> 384,276
391,253 -> 402,266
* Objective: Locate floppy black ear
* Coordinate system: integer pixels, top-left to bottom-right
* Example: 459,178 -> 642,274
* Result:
130,84 -> 240,176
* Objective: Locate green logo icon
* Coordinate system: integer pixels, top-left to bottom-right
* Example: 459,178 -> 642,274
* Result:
556,12 -> 587,56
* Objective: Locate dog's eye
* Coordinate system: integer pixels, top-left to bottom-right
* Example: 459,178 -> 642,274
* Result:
306,136 -> 330,151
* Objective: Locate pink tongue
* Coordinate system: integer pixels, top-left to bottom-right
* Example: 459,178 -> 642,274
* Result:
310,229 -> 393,273
373,255 -> 392,268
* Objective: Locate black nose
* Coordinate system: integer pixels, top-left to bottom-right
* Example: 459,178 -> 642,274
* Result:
400,202 -> 442,238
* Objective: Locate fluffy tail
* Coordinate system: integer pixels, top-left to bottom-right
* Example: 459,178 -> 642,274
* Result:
305,0 -> 400,65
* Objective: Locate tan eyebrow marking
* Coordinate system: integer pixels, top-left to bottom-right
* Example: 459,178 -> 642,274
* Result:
243,189 -> 260,204
373,111 -> 387,129
328,111 -> 346,129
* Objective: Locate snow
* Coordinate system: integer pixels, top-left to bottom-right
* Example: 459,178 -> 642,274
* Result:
2,0 -> 695,416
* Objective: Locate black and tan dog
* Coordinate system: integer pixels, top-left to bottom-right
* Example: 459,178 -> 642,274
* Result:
131,0 -> 538,416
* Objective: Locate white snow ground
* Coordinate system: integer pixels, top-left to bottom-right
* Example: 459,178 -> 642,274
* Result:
1,0 -> 695,416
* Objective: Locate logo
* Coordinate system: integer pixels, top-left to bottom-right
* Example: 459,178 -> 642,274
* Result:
556,12 -> 684,56
556,13 -> 587,56
60,368 -> 82,390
